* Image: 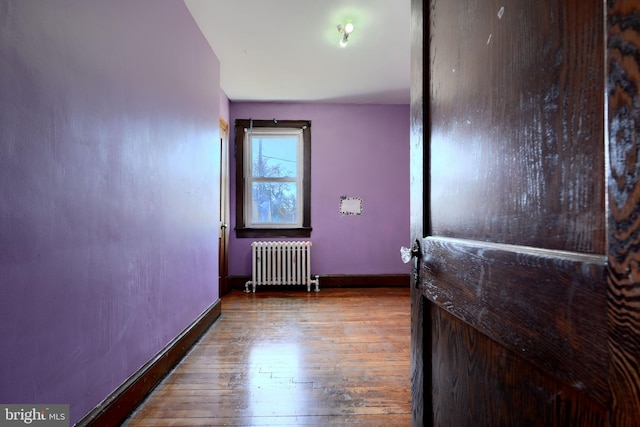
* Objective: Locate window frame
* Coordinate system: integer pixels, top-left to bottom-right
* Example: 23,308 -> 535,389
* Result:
234,119 -> 312,238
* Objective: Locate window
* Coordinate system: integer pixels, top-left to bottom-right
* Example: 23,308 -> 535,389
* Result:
235,119 -> 311,238
246,128 -> 301,226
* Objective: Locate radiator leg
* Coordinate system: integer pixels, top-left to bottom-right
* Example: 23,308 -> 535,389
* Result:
245,281 -> 251,293
314,275 -> 320,292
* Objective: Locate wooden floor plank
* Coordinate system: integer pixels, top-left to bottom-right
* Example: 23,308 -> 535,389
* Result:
122,288 -> 410,426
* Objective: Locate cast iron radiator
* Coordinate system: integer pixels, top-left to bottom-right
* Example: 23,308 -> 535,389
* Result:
245,241 -> 320,293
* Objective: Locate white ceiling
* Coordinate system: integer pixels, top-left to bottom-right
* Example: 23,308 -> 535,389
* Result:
184,0 -> 410,104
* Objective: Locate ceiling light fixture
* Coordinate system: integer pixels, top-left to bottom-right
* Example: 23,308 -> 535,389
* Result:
337,22 -> 354,47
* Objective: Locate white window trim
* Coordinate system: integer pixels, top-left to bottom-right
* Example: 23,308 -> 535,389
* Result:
243,127 -> 304,228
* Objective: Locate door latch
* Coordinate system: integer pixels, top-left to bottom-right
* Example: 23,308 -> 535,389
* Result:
400,239 -> 422,288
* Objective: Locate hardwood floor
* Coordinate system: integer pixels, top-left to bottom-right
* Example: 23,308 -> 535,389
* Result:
122,288 -> 411,426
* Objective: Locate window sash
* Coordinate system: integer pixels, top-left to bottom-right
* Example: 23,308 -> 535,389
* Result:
244,128 -> 303,228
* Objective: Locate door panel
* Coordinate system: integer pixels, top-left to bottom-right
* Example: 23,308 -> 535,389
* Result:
410,0 -> 640,425
429,0 -> 605,253
431,307 -> 608,425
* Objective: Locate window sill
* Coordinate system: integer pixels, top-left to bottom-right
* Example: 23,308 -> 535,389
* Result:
235,227 -> 312,238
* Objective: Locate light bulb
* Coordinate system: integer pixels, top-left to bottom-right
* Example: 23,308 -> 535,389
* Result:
344,23 -> 354,34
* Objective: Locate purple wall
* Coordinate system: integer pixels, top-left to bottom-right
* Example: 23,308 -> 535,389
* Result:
0,1 -> 220,424
229,103 -> 410,276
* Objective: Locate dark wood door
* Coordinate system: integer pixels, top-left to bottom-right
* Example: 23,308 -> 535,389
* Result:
409,0 -> 640,425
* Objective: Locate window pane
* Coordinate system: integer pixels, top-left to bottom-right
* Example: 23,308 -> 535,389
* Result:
251,137 -> 298,178
251,182 -> 298,224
